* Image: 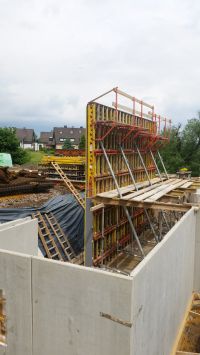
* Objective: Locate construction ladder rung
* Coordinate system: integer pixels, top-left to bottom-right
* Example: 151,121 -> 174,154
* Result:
51,162 -> 85,209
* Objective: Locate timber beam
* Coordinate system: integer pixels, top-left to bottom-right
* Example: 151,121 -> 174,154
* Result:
93,196 -> 194,212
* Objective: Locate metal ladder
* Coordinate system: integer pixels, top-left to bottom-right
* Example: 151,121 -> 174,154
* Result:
51,162 -> 85,209
45,212 -> 76,262
32,211 -> 63,261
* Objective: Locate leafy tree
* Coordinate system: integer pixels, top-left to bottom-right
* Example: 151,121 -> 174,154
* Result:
158,113 -> 200,176
158,125 -> 184,173
181,115 -> 200,176
62,138 -> 73,149
0,128 -> 28,165
79,134 -> 85,149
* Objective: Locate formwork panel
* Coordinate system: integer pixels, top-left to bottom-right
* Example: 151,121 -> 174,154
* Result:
86,96 -> 164,266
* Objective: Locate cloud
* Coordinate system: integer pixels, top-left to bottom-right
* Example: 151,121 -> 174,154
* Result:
0,0 -> 200,131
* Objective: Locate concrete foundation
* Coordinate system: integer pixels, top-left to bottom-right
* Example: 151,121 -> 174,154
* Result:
0,209 -> 199,355
130,208 -> 196,355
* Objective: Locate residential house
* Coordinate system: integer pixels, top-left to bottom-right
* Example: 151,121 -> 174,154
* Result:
38,131 -> 54,149
15,128 -> 37,150
53,126 -> 85,149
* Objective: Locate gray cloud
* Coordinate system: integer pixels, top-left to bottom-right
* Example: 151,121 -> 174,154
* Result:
0,0 -> 200,131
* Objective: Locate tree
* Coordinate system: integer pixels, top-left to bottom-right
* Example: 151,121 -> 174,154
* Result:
0,128 -> 28,165
79,134 -> 85,149
181,116 -> 200,176
158,125 -> 184,173
62,138 -> 73,149
158,113 -> 200,176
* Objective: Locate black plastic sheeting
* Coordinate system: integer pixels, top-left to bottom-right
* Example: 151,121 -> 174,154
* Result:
0,193 -> 84,255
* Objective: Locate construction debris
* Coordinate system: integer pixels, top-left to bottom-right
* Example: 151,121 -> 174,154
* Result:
0,167 -> 53,196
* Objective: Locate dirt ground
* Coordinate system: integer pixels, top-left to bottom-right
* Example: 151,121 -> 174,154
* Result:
0,185 -> 68,208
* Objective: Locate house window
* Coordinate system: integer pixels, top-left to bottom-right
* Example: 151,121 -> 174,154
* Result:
59,138 -> 64,142
0,290 -> 6,345
70,138 -> 75,142
49,137 -> 53,141
70,130 -> 73,134
59,131 -> 62,134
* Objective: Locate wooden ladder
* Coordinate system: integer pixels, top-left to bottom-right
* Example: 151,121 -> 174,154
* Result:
45,212 -> 76,262
51,162 -> 85,209
32,211 -> 63,261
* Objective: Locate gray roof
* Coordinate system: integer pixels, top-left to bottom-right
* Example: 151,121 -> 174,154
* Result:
39,131 -> 54,144
15,128 -> 36,144
53,127 -> 85,145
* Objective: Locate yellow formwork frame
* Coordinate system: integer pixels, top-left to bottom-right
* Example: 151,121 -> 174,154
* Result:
87,103 -> 96,197
41,156 -> 85,165
86,100 -> 160,266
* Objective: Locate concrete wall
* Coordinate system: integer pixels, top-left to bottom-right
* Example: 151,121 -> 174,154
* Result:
0,249 -> 32,355
32,258 -> 132,355
130,208 -> 196,355
0,208 -> 199,355
0,218 -> 38,256
194,208 -> 200,291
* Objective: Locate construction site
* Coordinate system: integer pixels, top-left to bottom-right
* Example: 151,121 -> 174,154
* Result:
0,87 -> 200,355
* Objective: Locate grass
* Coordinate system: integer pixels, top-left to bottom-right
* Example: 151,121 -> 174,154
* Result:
26,150 -> 45,164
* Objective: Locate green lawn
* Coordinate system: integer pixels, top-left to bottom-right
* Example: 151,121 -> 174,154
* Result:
26,151 -> 45,164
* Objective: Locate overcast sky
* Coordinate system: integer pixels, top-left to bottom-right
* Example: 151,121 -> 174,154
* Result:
0,0 -> 200,133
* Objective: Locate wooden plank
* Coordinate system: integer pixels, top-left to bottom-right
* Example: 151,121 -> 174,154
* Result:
90,203 -> 105,212
93,195 -> 191,212
122,179 -> 177,200
145,180 -> 189,202
180,182 -> 193,189
98,177 -> 164,198
132,179 -> 180,202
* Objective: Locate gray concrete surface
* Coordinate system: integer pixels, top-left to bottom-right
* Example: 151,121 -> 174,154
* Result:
0,218 -> 30,231
0,249 -> 32,355
130,208 -> 196,355
194,207 -> 200,291
0,208 -> 199,355
32,258 -> 132,355
0,218 -> 38,256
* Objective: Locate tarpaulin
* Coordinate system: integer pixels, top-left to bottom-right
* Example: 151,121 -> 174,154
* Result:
0,193 -> 84,255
